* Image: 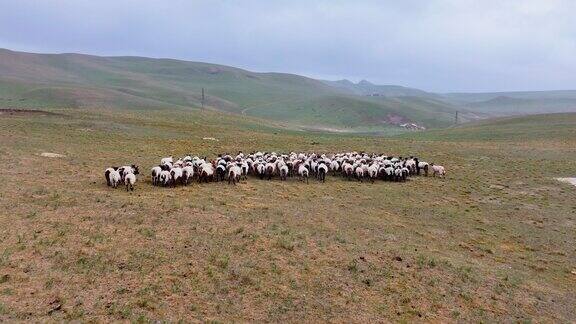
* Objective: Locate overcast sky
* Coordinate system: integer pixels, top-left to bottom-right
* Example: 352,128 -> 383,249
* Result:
0,0 -> 574,92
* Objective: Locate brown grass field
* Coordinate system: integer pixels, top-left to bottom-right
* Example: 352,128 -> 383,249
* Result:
0,109 -> 575,322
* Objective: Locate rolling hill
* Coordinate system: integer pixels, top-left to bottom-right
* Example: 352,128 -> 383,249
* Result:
0,48 -> 473,131
2,48 -> 575,132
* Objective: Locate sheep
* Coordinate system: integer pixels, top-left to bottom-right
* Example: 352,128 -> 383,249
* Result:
125,173 -> 136,191
161,156 -> 173,166
355,166 -> 365,182
151,166 -> 162,186
109,170 -> 121,188
170,167 -> 183,187
159,170 -> 172,186
265,162 -> 276,180
199,163 -> 214,183
182,165 -> 194,185
279,164 -> 289,181
298,164 -> 309,184
215,164 -> 226,182
431,163 -> 445,177
418,161 -> 429,176
342,162 -> 354,181
317,163 -> 328,183
104,167 -> 118,186
367,164 -> 379,183
329,160 -> 340,174
227,164 -> 242,185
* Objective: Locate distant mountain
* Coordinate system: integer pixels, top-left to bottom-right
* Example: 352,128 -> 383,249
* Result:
443,91 -> 576,116
323,79 -> 438,98
0,48 -> 471,131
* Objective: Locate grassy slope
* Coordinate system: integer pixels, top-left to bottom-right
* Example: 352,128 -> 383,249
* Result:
0,109 -> 575,322
0,49 -> 464,129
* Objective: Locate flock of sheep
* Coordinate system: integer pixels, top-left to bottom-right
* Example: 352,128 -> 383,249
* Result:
104,151 -> 446,191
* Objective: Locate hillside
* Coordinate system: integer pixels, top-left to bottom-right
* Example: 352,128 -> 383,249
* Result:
0,48 -> 469,131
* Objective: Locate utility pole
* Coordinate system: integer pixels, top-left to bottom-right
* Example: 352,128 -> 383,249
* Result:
455,111 -> 459,125
201,88 -> 205,110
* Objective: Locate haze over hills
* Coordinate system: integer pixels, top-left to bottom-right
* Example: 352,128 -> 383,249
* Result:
1,48 -> 575,132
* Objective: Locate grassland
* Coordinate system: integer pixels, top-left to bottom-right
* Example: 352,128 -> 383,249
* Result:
0,109 -> 575,322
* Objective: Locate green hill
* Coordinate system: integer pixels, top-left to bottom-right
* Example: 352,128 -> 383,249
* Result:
0,48 -> 468,131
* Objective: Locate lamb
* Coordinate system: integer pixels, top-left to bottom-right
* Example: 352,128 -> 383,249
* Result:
109,169 -> 121,188
431,163 -> 445,177
125,173 -> 136,191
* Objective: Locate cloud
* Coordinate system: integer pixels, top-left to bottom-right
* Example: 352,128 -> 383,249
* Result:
0,0 -> 574,91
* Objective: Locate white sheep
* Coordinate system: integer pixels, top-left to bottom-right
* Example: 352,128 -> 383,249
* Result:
170,167 -> 183,187
298,164 -> 309,184
151,166 -> 162,186
228,165 -> 242,185
182,165 -> 194,185
125,173 -> 136,191
431,164 -> 446,177
109,170 -> 121,188
159,170 -> 172,186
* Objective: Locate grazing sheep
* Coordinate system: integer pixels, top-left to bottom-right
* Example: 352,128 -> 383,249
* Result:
109,170 -> 121,188
355,166 -> 365,182
367,164 -> 379,183
265,162 -> 276,180
159,170 -> 172,186
199,163 -> 214,183
170,167 -> 183,187
161,156 -> 173,166
418,161 -> 429,176
317,163 -> 328,183
125,173 -> 136,191
279,164 -> 289,181
227,165 -> 242,185
105,167 -> 118,186
431,163 -> 446,177
182,165 -> 194,185
298,164 -> 309,184
151,166 -> 162,186
215,164 -> 226,182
